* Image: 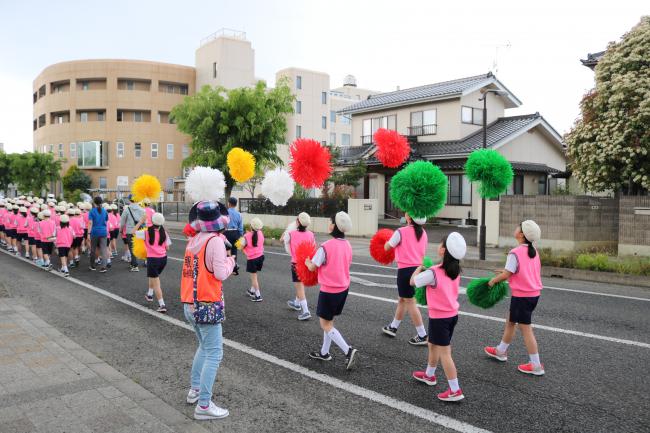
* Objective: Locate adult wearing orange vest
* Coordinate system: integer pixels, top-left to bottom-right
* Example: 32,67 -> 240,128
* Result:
180,201 -> 235,420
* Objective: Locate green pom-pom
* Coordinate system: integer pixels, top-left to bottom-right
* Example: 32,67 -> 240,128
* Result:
389,161 -> 447,219
414,286 -> 427,306
466,276 -> 509,309
422,256 -> 434,269
464,149 -> 513,199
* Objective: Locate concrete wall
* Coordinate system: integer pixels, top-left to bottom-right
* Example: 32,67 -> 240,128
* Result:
497,127 -> 566,173
195,35 -> 255,91
618,196 -> 650,256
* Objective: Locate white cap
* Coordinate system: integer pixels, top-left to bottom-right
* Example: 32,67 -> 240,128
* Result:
250,217 -> 263,231
30,206 -> 39,214
56,205 -> 66,212
37,211 -> 44,220
521,220 -> 541,243
37,198 -> 44,204
110,204 -> 118,210
75,208 -> 81,215
412,217 -> 427,225
446,232 -> 467,260
335,211 -> 353,233
142,197 -> 152,205
43,209 -> 51,217
40,204 -> 48,211
152,212 -> 165,226
297,212 -> 311,228
67,208 -> 75,215
60,214 -> 70,224
102,202 -> 109,208
19,206 -> 27,213
59,201 -> 67,207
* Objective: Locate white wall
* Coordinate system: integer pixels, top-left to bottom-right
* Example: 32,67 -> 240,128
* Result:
195,36 -> 255,91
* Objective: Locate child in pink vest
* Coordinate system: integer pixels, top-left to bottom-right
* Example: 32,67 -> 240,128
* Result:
56,215 -> 73,276
305,212 -> 358,370
411,232 -> 467,402
69,209 -> 83,267
383,213 -> 428,345
282,212 -> 315,321
5,205 -> 18,253
0,201 -> 6,248
108,205 -> 120,257
39,210 -> 56,270
485,220 -> 544,376
28,207 -> 40,262
241,218 -> 265,302
135,212 -> 171,313
16,207 -> 29,257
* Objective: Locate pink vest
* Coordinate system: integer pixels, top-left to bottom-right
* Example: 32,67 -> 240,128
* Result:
243,230 -> 264,260
394,226 -> 428,268
289,230 -> 315,263
145,207 -> 154,226
30,216 -> 40,238
144,229 -> 168,258
56,227 -> 73,248
70,216 -> 83,238
427,265 -> 460,319
0,208 -> 5,224
317,238 -> 353,293
5,212 -> 17,229
39,219 -> 56,242
52,213 -> 60,228
82,211 -> 89,227
16,214 -> 28,233
508,245 -> 542,297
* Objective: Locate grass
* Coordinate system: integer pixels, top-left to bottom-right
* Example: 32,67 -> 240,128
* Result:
538,247 -> 650,276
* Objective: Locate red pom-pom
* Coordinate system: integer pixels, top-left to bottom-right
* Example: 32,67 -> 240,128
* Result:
373,128 -> 410,168
289,138 -> 333,188
183,223 -> 197,238
294,240 -> 319,287
369,229 -> 395,264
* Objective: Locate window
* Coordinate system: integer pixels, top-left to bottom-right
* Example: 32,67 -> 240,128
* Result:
117,142 -> 124,159
48,144 -> 53,153
296,100 -> 301,114
296,125 -> 302,138
447,175 -> 472,205
117,111 -> 123,122
81,81 -> 89,91
341,134 -> 351,147
99,177 -> 107,189
151,143 -> 158,158
180,85 -> 188,95
362,114 -> 397,143
58,143 -> 64,158
213,62 -> 217,78
167,84 -> 174,93
362,119 -> 371,144
97,111 -> 104,121
55,115 -> 64,124
70,143 -> 76,159
507,175 -> 524,195
133,111 -> 143,122
322,116 -> 327,129
167,143 -> 174,160
117,176 -> 129,188
80,112 -> 88,123
409,109 -> 437,135
330,110 -> 336,122
322,91 -> 327,104
38,114 -> 46,127
296,75 -> 302,89
134,142 -> 141,159
321,140 -> 326,146
76,141 -> 108,168
182,144 -> 189,158
330,133 -> 336,145
461,106 -> 483,125
126,80 -> 134,90
340,115 -> 350,125
538,175 -> 547,195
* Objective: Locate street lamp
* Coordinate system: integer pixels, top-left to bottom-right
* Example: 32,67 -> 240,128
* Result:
477,88 -> 508,260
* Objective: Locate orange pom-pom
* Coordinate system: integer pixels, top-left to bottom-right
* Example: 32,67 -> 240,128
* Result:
373,128 -> 410,168
289,138 -> 332,188
294,240 -> 319,287
369,229 -> 395,264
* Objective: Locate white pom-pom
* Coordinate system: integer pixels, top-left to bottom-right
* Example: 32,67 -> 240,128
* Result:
184,166 -> 226,202
261,168 -> 294,206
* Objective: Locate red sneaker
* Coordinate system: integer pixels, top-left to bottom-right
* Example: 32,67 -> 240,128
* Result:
437,388 -> 464,402
518,362 -> 545,376
484,346 -> 507,362
412,371 -> 437,386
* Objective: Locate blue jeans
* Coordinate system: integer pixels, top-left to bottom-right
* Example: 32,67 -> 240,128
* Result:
183,303 -> 224,406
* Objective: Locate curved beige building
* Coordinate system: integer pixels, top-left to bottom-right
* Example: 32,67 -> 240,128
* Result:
33,59 -> 195,194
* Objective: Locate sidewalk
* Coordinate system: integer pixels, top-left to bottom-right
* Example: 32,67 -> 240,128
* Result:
0,298 -> 209,433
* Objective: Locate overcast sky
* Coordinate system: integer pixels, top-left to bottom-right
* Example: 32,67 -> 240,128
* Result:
0,0 -> 646,153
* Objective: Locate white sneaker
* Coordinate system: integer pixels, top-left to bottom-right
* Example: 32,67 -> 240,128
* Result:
186,388 -> 199,404
194,401 -> 229,420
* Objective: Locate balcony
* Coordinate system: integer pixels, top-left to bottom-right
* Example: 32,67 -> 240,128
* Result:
361,135 -> 373,145
407,124 -> 437,136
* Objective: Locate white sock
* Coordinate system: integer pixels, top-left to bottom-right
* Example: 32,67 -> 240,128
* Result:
62,267 -> 68,272
529,353 -> 541,367
448,378 -> 460,392
158,298 -> 165,307
416,325 -> 427,338
321,331 -> 332,355
299,299 -> 309,314
497,341 -> 510,353
425,365 -> 436,377
327,328 -> 350,354
294,296 -> 299,304
147,289 -> 154,297
390,319 -> 402,329
255,289 -> 261,297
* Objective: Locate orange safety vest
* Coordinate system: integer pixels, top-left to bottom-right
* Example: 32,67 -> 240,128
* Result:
180,236 -> 224,304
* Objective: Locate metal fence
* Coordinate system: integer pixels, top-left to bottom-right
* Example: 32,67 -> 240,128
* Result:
239,198 -> 348,218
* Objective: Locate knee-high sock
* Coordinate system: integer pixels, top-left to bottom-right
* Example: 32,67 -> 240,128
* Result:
327,328 -> 349,354
321,331 -> 332,355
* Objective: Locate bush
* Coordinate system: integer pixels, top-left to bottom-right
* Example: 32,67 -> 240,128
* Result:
576,253 -> 610,272
243,224 -> 285,241
64,188 -> 84,204
539,248 -> 650,276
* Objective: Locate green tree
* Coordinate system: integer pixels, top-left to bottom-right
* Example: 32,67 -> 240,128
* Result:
565,16 -> 650,194
171,80 -> 294,196
0,152 -> 16,193
62,165 -> 92,194
11,152 -> 63,195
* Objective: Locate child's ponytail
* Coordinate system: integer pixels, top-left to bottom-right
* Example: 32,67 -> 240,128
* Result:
252,229 -> 259,247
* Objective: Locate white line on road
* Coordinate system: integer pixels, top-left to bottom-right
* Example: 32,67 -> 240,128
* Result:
0,250 -> 491,433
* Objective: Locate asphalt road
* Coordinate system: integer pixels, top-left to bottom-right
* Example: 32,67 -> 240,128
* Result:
1,237 -> 649,433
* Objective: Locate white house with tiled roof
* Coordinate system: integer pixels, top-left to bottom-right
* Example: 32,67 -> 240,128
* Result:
337,72 -> 567,242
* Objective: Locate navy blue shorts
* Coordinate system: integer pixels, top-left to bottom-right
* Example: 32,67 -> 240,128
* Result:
16,232 -> 27,242
428,316 -> 458,346
0,225 -> 4,233
41,242 -> 53,255
146,256 -> 167,278
397,266 -> 418,298
246,255 -> 264,273
28,237 -> 37,246
316,289 -> 349,321
72,237 -> 83,248
58,247 -> 70,258
110,229 -> 119,240
5,229 -> 16,239
509,296 -> 539,325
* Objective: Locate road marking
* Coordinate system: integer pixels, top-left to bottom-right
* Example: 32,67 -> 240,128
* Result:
0,250 -> 491,433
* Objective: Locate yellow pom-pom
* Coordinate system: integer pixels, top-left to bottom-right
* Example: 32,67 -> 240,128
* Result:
132,174 -> 162,203
132,231 -> 148,259
234,238 -> 244,250
227,148 -> 256,183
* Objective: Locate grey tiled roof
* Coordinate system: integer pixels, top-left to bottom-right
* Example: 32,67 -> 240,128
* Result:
432,159 -> 559,174
338,73 -> 493,114
581,51 -> 605,67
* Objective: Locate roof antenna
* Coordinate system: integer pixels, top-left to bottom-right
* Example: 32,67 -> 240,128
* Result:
491,41 -> 511,76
